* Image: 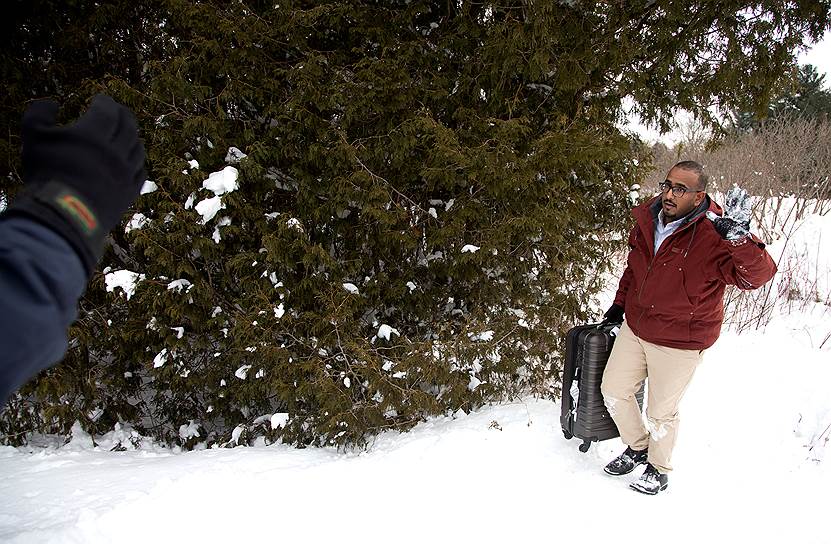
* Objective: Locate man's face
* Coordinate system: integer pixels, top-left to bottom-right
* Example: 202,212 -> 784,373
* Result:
661,167 -> 705,222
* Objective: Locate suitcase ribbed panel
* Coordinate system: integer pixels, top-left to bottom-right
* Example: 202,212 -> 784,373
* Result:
560,324 -> 595,435
573,326 -> 619,441
560,321 -> 645,450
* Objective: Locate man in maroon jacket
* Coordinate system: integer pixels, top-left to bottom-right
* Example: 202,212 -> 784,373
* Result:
600,160 -> 777,495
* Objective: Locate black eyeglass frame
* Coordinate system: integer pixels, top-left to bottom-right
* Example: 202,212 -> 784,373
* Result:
658,180 -> 705,197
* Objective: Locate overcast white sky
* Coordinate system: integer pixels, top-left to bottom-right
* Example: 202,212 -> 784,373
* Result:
629,31 -> 831,145
798,31 -> 831,78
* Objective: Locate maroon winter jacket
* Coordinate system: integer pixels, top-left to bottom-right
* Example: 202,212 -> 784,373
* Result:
614,195 -> 777,350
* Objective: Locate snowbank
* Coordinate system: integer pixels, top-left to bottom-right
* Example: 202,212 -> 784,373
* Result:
0,320 -> 827,543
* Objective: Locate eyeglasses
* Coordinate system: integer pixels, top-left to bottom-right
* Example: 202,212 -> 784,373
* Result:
658,181 -> 704,197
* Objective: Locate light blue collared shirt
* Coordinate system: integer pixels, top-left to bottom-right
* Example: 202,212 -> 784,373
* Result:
654,210 -> 684,255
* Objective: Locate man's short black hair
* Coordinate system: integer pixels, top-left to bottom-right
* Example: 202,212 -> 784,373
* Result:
673,160 -> 708,191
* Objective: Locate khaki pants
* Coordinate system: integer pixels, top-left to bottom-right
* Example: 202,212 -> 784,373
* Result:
600,321 -> 703,473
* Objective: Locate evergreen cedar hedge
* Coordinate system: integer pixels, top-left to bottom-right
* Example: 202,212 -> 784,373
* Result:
1,1 -> 828,448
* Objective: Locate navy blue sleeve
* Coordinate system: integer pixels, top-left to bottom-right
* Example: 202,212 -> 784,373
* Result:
0,216 -> 87,404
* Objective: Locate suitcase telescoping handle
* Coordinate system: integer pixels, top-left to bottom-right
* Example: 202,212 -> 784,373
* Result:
597,318 -> 623,335
598,317 -> 623,328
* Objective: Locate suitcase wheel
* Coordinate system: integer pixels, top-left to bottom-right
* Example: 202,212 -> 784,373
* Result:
563,429 -> 573,440
578,440 -> 591,453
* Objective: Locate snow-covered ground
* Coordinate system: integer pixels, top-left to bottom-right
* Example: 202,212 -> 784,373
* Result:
1,204 -> 829,543
1,317 -> 828,543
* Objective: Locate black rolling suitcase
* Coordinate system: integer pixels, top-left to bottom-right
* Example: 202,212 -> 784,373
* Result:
560,321 -> 643,452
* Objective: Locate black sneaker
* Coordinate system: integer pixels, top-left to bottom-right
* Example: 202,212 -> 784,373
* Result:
629,463 -> 669,495
604,446 -> 648,476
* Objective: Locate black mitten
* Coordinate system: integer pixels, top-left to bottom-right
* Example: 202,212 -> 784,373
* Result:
603,303 -> 624,323
5,94 -> 147,275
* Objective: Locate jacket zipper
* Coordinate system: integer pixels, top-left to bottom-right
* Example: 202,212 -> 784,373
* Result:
634,213 -> 701,331
636,256 -> 654,332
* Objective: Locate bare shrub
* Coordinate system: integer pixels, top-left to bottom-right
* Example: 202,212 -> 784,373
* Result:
647,116 -> 831,205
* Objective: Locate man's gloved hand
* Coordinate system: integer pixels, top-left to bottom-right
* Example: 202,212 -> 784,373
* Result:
5,94 -> 147,275
603,303 -> 624,323
706,186 -> 751,241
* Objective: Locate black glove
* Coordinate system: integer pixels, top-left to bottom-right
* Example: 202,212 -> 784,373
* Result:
5,94 -> 147,275
706,186 -> 751,241
603,303 -> 624,323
